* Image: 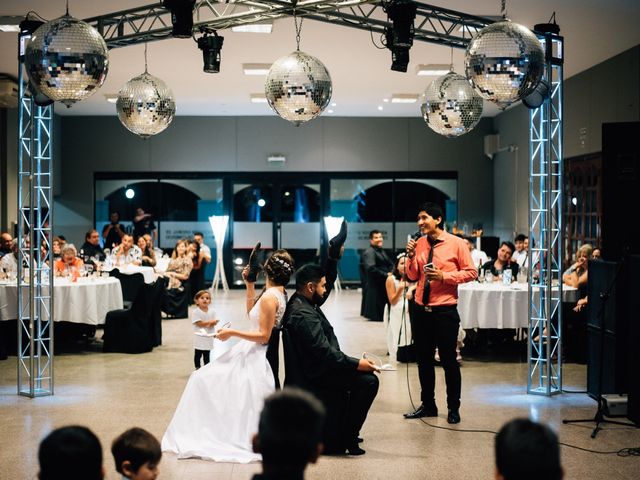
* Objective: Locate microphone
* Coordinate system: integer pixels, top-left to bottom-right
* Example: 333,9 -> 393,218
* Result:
410,231 -> 421,241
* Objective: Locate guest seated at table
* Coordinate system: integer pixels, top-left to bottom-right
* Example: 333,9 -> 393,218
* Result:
0,232 -> 12,258
161,239 -> 193,318
52,236 -> 65,260
54,244 -> 84,277
80,229 -> 106,265
111,234 -> 142,267
463,235 -> 488,268
562,244 -> 592,292
0,238 -> 19,277
482,242 -> 519,279
511,234 -> 527,265
592,247 -> 601,260
137,234 -> 156,268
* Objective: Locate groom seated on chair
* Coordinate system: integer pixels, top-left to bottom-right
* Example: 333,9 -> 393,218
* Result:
281,222 -> 380,456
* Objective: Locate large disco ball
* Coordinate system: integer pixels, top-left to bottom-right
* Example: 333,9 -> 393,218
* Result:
265,51 -> 332,126
420,71 -> 483,137
25,14 -> 109,108
116,72 -> 176,138
464,20 -> 544,109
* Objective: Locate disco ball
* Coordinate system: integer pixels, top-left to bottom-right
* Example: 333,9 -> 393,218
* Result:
420,72 -> 484,137
464,19 -> 544,109
265,51 -> 332,126
116,72 -> 176,138
25,14 -> 109,108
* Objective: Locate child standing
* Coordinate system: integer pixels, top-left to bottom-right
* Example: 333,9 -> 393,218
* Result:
192,290 -> 219,369
111,427 -> 161,480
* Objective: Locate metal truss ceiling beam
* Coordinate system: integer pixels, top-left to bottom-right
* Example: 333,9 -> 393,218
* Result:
84,1 -> 493,49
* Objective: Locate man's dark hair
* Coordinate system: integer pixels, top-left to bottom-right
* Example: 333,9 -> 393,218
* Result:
111,427 -> 161,475
418,202 -> 444,227
495,418 -> 562,480
514,234 -> 527,243
193,231 -> 203,237
39,426 -> 103,480
295,264 -> 324,291
500,241 -> 516,255
258,388 -> 326,470
85,229 -> 98,241
369,230 -> 381,239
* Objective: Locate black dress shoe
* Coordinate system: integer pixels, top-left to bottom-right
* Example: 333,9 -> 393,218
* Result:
403,404 -> 438,419
447,409 -> 461,424
346,444 -> 366,456
246,242 -> 262,282
328,220 -> 347,260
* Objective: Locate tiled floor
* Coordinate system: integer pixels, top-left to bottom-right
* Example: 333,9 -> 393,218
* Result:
1,290 -> 638,479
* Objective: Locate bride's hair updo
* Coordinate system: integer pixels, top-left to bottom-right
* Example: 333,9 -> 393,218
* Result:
264,250 -> 294,286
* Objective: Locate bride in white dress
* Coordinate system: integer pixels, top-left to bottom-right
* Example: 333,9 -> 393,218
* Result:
162,249 -> 294,463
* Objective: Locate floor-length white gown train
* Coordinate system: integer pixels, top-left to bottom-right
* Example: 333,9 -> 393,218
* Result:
162,287 -> 286,463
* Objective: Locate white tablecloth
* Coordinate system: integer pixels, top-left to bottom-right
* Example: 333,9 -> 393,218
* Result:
105,265 -> 156,284
0,277 -> 123,325
457,282 -> 579,329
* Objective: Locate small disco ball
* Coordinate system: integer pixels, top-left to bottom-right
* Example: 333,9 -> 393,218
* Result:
25,14 -> 109,108
116,72 -> 176,138
464,19 -> 544,109
265,51 -> 332,126
420,71 -> 484,138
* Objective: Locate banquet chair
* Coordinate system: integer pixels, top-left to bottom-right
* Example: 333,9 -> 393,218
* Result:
144,278 -> 165,347
103,273 -> 153,354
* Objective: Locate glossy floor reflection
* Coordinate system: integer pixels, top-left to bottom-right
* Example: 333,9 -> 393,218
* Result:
1,290 -> 638,479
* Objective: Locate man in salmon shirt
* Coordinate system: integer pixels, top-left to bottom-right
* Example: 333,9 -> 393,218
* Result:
403,202 -> 477,424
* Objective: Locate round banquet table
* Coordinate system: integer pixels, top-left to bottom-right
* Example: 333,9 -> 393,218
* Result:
457,282 -> 579,329
0,276 -> 123,325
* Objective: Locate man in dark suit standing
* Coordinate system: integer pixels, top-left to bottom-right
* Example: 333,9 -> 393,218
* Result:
282,225 -> 379,456
360,230 -> 394,321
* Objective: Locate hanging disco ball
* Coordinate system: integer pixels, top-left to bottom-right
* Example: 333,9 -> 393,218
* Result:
24,14 -> 109,108
420,71 -> 484,138
265,51 -> 332,126
116,72 -> 176,138
464,19 -> 544,109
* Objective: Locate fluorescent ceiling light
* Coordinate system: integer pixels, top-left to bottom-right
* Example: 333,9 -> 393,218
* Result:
243,63 -> 272,75
232,23 -> 272,33
104,94 -> 118,104
415,64 -> 451,76
391,94 -> 419,104
0,16 -> 22,32
250,94 -> 268,103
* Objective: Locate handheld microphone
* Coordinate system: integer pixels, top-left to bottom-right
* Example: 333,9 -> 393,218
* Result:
410,231 -> 422,241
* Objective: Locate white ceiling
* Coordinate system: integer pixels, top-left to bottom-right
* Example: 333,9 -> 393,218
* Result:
0,0 -> 639,118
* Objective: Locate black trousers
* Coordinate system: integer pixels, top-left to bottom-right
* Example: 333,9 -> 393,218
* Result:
194,349 -> 210,369
412,305 -> 461,410
314,371 -> 379,448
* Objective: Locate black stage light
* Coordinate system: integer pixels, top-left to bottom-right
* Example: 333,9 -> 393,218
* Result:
385,27 -> 410,73
163,0 -> 196,38
384,0 -> 417,48
197,32 -> 224,73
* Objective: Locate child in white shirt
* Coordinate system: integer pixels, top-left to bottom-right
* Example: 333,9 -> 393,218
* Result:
192,290 -> 219,369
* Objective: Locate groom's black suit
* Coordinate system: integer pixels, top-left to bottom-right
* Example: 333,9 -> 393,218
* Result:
281,258 -> 379,452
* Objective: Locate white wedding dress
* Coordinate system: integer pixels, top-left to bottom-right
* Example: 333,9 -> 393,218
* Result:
162,287 -> 286,463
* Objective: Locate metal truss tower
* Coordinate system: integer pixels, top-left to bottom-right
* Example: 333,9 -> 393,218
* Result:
17,60 -> 55,398
527,32 -> 564,395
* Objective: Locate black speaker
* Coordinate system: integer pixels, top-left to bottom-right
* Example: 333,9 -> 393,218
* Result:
601,122 -> 640,262
627,255 -> 640,425
586,260 -> 629,398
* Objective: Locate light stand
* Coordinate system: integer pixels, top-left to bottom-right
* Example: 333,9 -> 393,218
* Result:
208,215 -> 229,293
562,257 -> 635,438
323,216 -> 344,291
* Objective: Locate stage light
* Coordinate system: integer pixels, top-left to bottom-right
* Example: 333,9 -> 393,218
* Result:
385,27 -> 410,73
384,0 -> 417,47
197,32 -> 224,73
125,188 -> 135,199
163,0 -> 195,38
257,198 -> 266,207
